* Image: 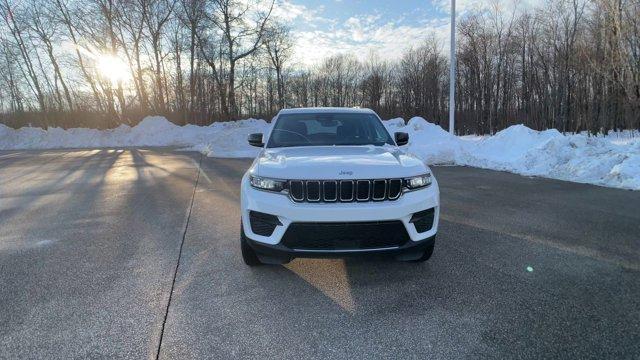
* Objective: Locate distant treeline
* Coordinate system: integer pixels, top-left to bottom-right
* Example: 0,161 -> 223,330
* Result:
0,0 -> 638,135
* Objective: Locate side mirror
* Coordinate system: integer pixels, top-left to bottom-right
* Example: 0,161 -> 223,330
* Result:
395,132 -> 409,146
248,133 -> 264,147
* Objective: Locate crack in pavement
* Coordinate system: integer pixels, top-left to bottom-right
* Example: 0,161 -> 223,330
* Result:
154,153 -> 203,360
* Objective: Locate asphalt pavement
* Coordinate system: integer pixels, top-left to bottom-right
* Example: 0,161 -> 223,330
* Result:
1,149 -> 638,359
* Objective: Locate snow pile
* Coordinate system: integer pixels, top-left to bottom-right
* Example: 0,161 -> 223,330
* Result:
389,117 -> 640,190
384,117 -> 463,164
0,115 -> 638,190
0,116 -> 271,158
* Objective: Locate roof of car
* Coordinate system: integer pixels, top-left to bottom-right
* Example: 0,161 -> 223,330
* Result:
278,107 -> 376,115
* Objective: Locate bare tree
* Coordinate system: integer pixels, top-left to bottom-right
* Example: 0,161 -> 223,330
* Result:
263,21 -> 292,109
53,0 -> 104,112
0,0 -> 638,134
178,0 -> 206,121
141,0 -> 176,111
115,0 -> 149,112
0,0 -> 46,114
26,0 -> 74,111
210,0 -> 274,118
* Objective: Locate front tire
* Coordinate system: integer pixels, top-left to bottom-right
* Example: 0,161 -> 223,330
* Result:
241,223 -> 263,266
409,242 -> 434,263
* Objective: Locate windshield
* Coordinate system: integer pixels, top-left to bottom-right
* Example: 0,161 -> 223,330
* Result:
266,113 -> 395,148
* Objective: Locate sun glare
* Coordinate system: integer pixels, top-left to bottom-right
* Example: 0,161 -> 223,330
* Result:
96,55 -> 130,86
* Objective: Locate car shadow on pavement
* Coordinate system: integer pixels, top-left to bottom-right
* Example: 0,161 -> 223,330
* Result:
0,149 -> 205,358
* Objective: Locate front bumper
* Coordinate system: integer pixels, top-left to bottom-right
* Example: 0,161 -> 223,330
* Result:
246,233 -> 436,263
240,174 -> 440,249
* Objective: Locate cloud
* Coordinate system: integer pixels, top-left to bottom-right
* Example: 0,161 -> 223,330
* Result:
284,0 -> 545,66
271,0 -> 328,23
292,14 -> 451,66
436,0 -> 543,15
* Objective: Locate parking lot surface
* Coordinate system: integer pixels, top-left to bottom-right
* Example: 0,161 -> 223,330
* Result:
1,149 -> 638,359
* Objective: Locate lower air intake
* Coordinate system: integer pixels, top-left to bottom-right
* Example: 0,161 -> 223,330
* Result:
281,221 -> 410,251
249,211 -> 282,237
410,208 -> 435,233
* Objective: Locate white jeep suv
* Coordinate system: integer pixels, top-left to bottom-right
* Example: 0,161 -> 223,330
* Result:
240,107 -> 440,266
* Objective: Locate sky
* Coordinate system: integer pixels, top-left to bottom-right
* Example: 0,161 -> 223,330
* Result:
275,0 -> 540,66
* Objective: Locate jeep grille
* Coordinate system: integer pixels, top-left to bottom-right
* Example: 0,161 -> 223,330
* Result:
288,179 -> 403,203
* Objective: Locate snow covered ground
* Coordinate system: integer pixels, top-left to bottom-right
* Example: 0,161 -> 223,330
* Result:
0,116 -> 270,158
1,116 -> 638,190
386,117 -> 640,190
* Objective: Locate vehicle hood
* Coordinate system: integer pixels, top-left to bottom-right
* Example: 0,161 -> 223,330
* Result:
252,146 -> 427,179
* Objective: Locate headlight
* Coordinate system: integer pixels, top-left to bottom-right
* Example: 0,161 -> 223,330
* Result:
405,173 -> 432,190
250,175 -> 287,192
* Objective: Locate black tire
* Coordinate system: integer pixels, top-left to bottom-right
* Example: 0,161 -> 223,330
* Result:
241,224 -> 263,266
410,243 -> 434,263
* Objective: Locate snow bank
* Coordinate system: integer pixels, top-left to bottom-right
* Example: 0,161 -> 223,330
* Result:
384,117 -> 462,164
1,115 -> 638,190
0,116 -> 271,158
387,117 -> 640,190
